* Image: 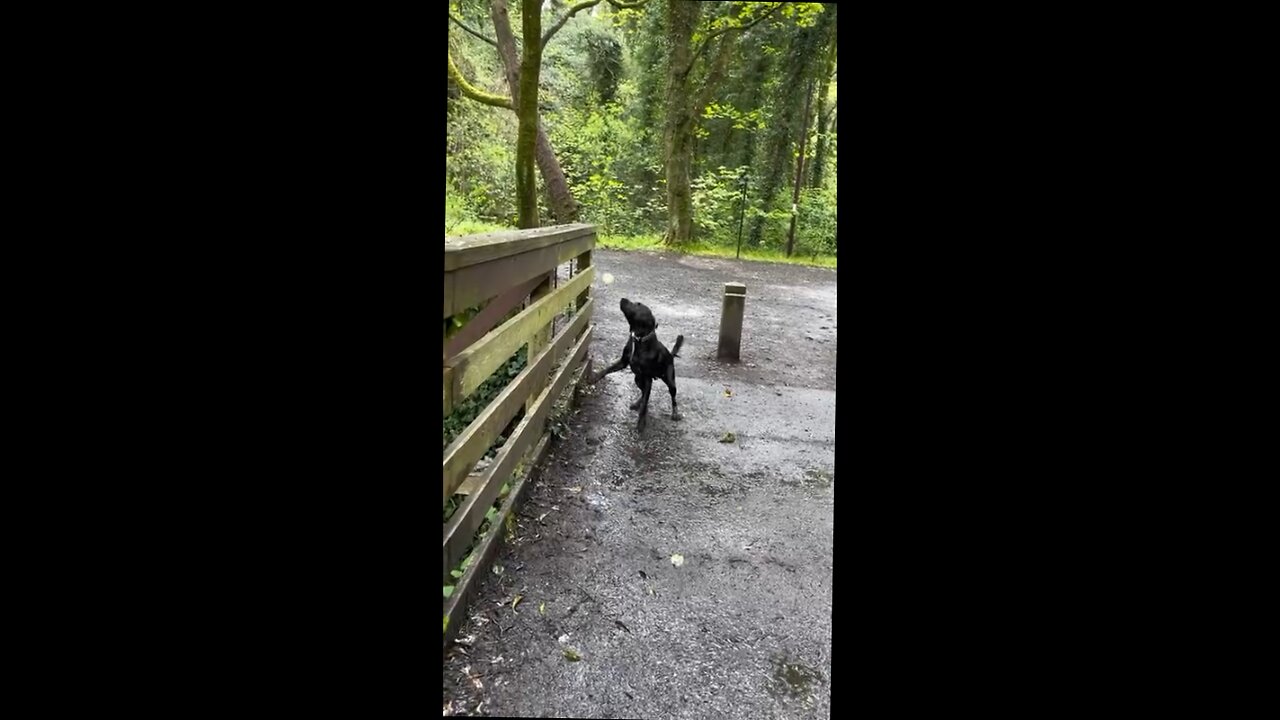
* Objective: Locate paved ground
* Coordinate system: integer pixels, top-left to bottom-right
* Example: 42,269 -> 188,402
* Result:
443,249 -> 837,719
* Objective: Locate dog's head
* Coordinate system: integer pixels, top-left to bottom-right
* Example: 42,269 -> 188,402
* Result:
619,297 -> 657,336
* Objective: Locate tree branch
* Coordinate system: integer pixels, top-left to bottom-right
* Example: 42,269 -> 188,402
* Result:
450,12 -> 498,47
541,0 -> 604,49
692,33 -> 734,120
541,0 -> 648,50
686,2 -> 786,74
447,51 -> 513,109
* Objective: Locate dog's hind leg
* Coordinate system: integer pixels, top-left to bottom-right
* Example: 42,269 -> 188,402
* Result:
630,374 -> 644,410
660,364 -> 681,421
636,377 -> 653,431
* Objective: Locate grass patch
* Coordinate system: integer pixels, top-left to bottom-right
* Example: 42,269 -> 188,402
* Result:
596,233 -> 665,251
445,219 -> 512,236
599,233 -> 836,268
445,224 -> 835,268
683,241 -> 837,269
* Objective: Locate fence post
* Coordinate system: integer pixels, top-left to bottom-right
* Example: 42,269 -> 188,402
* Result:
574,248 -> 592,314
717,282 -> 746,361
525,272 -> 555,416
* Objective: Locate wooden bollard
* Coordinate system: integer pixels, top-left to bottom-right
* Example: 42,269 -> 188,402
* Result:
717,282 -> 746,361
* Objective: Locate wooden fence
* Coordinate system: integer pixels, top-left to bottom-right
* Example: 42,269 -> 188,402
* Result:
442,223 -> 595,646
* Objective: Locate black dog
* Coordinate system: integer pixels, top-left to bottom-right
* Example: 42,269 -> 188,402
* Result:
592,298 -> 684,431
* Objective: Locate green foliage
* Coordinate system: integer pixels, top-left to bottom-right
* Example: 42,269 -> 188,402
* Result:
445,0 -> 837,260
781,2 -> 827,28
443,345 -> 528,450
690,165 -> 752,242
581,26 -> 624,104
796,186 -> 837,256
446,93 -> 519,224
703,102 -> 766,131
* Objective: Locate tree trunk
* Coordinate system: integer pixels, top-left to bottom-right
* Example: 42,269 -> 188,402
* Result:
785,81 -> 814,257
515,0 -> 543,228
690,33 -> 734,180
491,0 -> 580,223
809,35 -> 837,189
661,1 -> 701,246
748,7 -> 834,247
724,53 -> 770,162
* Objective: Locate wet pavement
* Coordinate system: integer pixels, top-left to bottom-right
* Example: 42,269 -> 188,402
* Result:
443,249 -> 837,719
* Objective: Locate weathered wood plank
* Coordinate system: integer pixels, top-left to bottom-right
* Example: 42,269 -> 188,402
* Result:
443,430 -> 553,650
455,473 -> 484,497
446,234 -> 593,317
525,272 -> 554,417
442,301 -> 593,504
443,270 -> 455,322
443,324 -> 594,581
444,223 -> 594,272
444,274 -> 543,359
575,248 -> 592,313
446,267 -> 594,404
443,366 -> 455,419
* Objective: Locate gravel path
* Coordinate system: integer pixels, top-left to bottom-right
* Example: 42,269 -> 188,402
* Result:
444,249 -> 837,719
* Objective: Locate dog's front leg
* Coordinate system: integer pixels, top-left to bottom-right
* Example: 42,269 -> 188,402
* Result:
590,337 -> 633,384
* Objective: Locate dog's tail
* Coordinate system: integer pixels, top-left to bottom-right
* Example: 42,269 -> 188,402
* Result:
671,334 -> 684,358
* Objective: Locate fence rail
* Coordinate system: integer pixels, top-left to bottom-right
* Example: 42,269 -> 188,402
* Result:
442,223 -> 595,648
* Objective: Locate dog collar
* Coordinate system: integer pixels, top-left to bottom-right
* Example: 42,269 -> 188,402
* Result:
632,329 -> 656,343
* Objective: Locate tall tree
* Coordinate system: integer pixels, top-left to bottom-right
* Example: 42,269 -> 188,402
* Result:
785,79 -> 814,257
661,1 -> 786,246
659,0 -> 700,246
488,0 -> 579,222
747,4 -> 833,247
450,0 -> 646,227
513,0 -> 543,227
809,27 -> 837,189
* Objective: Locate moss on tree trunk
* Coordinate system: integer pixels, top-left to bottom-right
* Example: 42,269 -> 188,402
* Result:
661,0 -> 700,246
515,0 -> 543,229
491,0 -> 580,223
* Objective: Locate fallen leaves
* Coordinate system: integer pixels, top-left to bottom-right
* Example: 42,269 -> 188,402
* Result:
461,665 -> 484,690
671,554 -> 685,567
557,633 -> 584,662
719,432 -> 736,443
512,594 -> 524,612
